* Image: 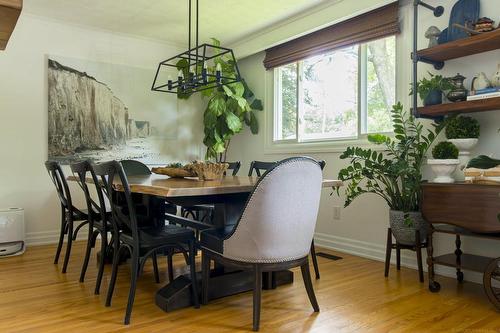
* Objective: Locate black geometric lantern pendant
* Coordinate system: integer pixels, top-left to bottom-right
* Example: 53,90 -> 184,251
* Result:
151,0 -> 241,94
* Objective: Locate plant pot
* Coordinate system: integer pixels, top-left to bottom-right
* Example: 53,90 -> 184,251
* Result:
389,210 -> 428,246
427,159 -> 460,183
447,138 -> 479,180
423,89 -> 442,106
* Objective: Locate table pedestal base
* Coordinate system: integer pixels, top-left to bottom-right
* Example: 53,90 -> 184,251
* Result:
155,269 -> 294,312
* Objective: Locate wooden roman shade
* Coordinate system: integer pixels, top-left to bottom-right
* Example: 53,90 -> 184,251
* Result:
0,0 -> 22,50
263,1 -> 399,70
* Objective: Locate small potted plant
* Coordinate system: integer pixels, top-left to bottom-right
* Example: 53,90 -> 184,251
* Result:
410,72 -> 454,106
445,116 -> 480,167
428,141 -> 460,183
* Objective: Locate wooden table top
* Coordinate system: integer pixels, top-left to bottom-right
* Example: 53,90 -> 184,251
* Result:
68,174 -> 342,198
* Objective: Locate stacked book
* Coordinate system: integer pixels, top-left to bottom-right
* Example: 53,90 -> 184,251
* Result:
467,87 -> 500,101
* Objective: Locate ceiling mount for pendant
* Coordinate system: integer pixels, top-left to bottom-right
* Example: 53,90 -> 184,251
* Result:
151,0 -> 241,94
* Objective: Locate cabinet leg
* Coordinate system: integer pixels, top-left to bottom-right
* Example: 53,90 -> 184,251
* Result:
426,228 -> 440,292
396,244 -> 401,270
415,230 -> 424,283
455,234 -> 464,283
384,228 -> 392,277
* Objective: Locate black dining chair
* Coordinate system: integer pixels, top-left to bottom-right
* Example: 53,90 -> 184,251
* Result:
45,161 -> 89,273
248,160 -> 277,177
120,159 -> 152,176
310,160 -> 326,279
181,161 -> 242,223
200,157 -> 322,331
121,159 -> 178,217
70,160 -> 114,294
94,160 -> 199,325
247,159 -> 325,280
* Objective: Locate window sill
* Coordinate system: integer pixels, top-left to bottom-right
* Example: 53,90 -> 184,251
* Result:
263,137 -> 388,155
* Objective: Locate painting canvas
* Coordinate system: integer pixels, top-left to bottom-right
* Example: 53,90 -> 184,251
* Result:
47,55 -> 180,164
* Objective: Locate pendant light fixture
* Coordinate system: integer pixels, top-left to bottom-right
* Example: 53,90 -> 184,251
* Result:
152,0 -> 241,94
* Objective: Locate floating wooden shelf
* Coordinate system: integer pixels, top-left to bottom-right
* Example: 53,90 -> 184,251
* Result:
417,28 -> 500,62
0,0 -> 22,50
417,97 -> 500,117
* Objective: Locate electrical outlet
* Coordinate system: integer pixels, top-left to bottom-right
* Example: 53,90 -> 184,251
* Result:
333,206 -> 341,220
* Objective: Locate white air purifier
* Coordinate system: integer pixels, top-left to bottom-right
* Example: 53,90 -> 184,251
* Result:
0,208 -> 25,257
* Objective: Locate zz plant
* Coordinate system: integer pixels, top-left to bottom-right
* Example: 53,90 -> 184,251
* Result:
177,38 -> 263,162
337,102 -> 445,222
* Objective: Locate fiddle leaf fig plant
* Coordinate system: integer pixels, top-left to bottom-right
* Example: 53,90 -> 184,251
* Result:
337,102 -> 446,222
178,38 -> 263,162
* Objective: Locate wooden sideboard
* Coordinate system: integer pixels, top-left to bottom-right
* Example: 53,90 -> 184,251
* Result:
421,182 -> 500,309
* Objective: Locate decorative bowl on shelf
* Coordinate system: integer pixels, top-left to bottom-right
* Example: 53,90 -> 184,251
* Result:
191,161 -> 229,181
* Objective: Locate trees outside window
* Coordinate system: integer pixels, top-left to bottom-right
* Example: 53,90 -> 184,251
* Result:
274,36 -> 395,142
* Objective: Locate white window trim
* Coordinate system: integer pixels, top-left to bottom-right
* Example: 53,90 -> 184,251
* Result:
265,43 -> 397,155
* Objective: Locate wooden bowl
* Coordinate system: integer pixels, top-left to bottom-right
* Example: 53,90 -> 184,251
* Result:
191,162 -> 229,180
151,167 -> 196,178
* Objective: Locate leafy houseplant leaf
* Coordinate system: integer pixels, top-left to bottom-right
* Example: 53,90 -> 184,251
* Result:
250,99 -> 264,111
249,111 -> 259,134
225,111 -> 243,133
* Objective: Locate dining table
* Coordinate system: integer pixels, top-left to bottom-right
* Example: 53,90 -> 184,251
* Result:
68,173 -> 342,312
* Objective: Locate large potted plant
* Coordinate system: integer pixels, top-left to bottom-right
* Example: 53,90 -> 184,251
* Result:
410,72 -> 454,106
337,102 -> 444,245
178,38 -> 263,162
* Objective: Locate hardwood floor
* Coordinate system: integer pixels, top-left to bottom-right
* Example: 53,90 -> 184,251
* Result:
0,241 -> 498,333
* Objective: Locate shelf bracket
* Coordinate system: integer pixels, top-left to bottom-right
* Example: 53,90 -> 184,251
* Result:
411,53 -> 445,70
412,0 -> 446,118
416,1 -> 444,17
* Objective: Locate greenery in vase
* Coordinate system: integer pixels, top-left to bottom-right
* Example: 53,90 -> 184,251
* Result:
337,102 -> 445,223
432,141 -> 459,159
409,72 -> 454,101
445,115 -> 480,139
176,38 -> 263,162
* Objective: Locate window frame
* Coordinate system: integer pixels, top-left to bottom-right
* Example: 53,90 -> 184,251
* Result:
272,40 -> 395,144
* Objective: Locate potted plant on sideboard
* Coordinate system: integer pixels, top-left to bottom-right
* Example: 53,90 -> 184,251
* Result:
410,72 -> 454,106
337,102 -> 445,246
427,141 -> 460,184
445,115 -> 480,173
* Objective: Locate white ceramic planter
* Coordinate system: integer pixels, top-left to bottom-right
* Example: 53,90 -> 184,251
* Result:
427,159 -> 460,183
447,138 -> 479,180
447,138 -> 478,157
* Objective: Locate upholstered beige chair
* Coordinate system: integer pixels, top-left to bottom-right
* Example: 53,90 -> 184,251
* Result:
200,157 -> 323,331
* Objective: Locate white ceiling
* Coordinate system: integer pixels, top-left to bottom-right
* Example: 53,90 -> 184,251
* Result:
23,0 -> 332,47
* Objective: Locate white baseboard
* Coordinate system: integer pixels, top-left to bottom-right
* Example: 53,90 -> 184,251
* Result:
314,232 -> 484,285
26,226 -> 89,246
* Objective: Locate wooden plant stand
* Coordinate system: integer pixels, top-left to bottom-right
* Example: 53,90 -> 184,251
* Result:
384,228 -> 426,282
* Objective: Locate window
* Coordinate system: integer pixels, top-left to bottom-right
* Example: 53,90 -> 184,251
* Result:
274,36 -> 396,142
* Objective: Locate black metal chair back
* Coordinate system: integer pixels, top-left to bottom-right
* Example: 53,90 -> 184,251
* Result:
94,161 -> 140,247
120,160 -> 151,176
45,161 -> 73,210
70,161 -> 109,233
226,161 -> 241,176
248,160 -> 277,177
